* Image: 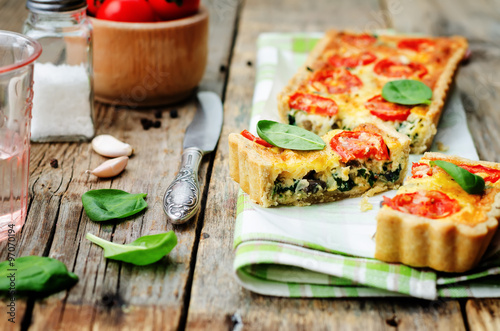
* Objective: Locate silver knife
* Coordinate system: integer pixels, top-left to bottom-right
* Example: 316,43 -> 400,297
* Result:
163,91 -> 223,224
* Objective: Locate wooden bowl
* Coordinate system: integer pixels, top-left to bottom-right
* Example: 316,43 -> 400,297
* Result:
91,6 -> 208,107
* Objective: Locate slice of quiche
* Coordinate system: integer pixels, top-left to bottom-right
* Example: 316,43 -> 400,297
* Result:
278,30 -> 468,153
375,153 -> 500,273
229,123 -> 410,207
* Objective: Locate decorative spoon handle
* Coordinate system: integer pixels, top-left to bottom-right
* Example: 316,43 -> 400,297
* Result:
163,147 -> 203,224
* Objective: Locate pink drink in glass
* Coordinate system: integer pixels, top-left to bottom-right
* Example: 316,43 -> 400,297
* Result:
0,31 -> 41,241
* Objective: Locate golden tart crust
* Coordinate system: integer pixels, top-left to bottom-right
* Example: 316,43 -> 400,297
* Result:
277,30 -> 468,153
375,152 -> 500,273
229,123 -> 410,207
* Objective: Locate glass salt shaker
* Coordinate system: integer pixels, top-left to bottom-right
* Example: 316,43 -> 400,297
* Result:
23,0 -> 95,142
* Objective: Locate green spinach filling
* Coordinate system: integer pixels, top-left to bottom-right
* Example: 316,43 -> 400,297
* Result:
272,178 -> 300,198
333,174 -> 356,192
395,118 -> 424,147
357,164 -> 402,187
271,163 -> 401,200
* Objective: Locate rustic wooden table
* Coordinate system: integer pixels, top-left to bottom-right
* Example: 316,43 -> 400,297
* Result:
2,0 -> 500,329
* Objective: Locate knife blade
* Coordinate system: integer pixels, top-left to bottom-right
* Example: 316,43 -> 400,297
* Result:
163,91 -> 223,224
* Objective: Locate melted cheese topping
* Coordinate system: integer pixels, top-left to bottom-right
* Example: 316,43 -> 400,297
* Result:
284,33 -> 466,149
397,158 -> 500,224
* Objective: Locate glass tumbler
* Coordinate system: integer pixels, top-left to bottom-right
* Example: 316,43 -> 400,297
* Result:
0,31 -> 41,241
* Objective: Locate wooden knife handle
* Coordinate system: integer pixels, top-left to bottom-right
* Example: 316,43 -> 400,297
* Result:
163,147 -> 203,224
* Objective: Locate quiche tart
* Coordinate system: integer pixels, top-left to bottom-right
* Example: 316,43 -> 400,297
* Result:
375,153 -> 500,273
229,123 -> 410,207
278,30 -> 468,153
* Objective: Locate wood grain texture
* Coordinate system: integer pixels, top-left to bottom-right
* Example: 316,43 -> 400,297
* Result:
0,0 -> 28,33
466,299 -> 500,331
0,0 -> 239,330
25,93 -> 209,331
185,0 -> 464,329
199,0 -> 241,96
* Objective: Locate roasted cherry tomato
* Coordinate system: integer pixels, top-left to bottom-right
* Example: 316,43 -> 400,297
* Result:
397,38 -> 436,52
411,162 -> 433,178
241,130 -> 273,148
148,0 -> 200,20
288,92 -> 338,117
374,59 -> 428,78
341,34 -> 377,48
383,190 -> 461,219
328,51 -> 377,68
96,0 -> 156,22
310,69 -> 363,94
330,130 -> 389,162
87,0 -> 105,16
365,95 -> 412,122
458,164 -> 500,183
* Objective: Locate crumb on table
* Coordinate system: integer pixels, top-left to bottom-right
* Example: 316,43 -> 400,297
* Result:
437,141 -> 449,152
360,196 -> 373,212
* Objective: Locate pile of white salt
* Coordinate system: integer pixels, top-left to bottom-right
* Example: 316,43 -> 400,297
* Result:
31,63 -> 94,141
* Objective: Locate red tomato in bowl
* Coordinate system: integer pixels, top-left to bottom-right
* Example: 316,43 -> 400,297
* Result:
96,0 -> 156,22
87,0 -> 105,16
149,0 -> 200,20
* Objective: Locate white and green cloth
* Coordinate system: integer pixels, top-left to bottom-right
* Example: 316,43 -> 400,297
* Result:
233,32 -> 500,300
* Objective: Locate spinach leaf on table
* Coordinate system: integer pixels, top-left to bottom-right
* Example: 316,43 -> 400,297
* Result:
86,231 -> 177,266
82,189 -> 148,221
256,120 -> 326,150
0,256 -> 78,295
382,79 -> 432,105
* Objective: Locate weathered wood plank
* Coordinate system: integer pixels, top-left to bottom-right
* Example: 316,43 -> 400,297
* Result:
386,0 -> 500,44
25,100 -> 204,331
0,141 -> 85,331
466,299 -> 500,331
199,0 -> 241,96
0,0 -> 28,33
186,0 -> 465,329
0,0 -> 240,330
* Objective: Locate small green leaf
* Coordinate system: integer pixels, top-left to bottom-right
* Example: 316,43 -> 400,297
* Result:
430,160 -> 485,194
256,120 -> 326,150
0,256 -> 78,295
86,232 -> 178,266
382,79 -> 432,105
82,189 -> 148,221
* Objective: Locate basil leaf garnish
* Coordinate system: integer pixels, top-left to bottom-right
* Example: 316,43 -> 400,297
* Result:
382,79 -> 432,105
0,256 -> 78,295
86,232 -> 177,266
256,120 -> 326,150
430,160 -> 485,194
82,189 -> 148,221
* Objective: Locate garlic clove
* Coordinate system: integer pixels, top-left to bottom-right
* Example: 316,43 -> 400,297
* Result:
91,134 -> 133,157
88,156 -> 129,178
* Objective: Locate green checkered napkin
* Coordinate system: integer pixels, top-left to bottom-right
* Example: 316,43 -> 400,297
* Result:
232,33 -> 500,300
